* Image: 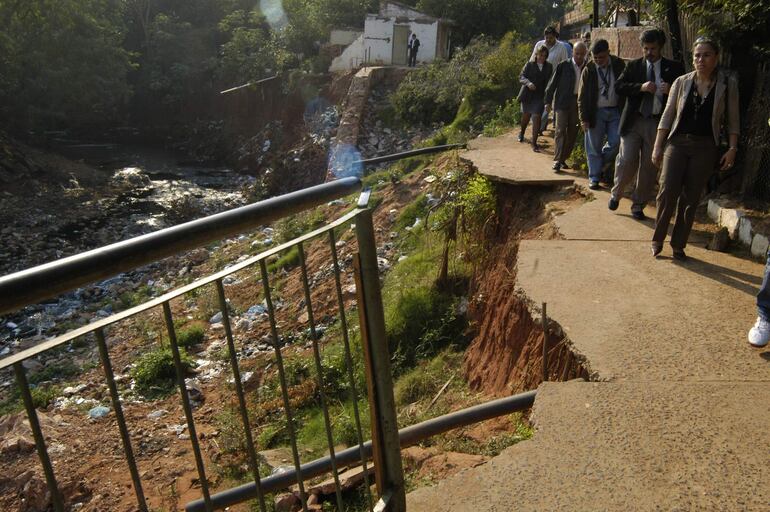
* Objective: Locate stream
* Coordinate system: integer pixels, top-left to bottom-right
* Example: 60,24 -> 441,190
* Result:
0,139 -> 257,354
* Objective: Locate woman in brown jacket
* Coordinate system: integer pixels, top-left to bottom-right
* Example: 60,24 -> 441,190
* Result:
651,37 -> 739,260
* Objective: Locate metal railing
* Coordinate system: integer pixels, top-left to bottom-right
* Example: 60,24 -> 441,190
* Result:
186,389 -> 536,511
1,178 -> 407,512
0,143 -> 534,512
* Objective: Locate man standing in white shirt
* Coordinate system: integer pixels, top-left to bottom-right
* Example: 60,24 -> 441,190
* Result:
531,26 -> 570,134
530,26 -> 570,66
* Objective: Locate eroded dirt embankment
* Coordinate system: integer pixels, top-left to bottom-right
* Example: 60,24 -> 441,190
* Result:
463,185 -> 590,395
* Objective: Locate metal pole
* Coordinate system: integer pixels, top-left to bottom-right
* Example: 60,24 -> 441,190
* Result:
541,302 -> 548,383
162,302 -> 213,512
593,0 -> 600,27
259,260 -> 309,512
354,208 -> 405,511
95,328 -> 147,512
185,389 -> 537,511
297,243 -> 345,511
13,363 -> 65,512
328,230 -> 374,511
353,144 -> 465,168
215,280 -> 267,512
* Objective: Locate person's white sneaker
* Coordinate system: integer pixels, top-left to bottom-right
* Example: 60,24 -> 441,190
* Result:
748,316 -> 770,347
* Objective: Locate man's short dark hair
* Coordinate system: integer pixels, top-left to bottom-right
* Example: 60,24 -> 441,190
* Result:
591,39 -> 610,55
640,29 -> 666,47
544,26 -> 559,37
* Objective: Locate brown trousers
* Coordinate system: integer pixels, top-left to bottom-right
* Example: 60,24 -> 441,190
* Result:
553,98 -> 579,163
612,115 -> 659,212
652,134 -> 718,250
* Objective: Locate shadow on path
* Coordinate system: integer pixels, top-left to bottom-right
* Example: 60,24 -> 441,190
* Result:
672,256 -> 762,296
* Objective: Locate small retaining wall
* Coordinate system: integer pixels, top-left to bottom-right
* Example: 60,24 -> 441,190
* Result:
707,198 -> 770,258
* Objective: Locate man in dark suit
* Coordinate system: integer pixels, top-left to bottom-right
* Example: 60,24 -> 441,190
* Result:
609,29 -> 685,219
545,41 -> 588,172
408,34 -> 420,67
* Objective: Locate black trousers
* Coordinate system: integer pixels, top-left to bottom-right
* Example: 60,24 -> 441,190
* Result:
652,134 -> 718,250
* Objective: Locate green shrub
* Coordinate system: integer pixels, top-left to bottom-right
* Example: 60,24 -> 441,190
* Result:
459,174 -> 496,230
385,285 -> 468,373
28,360 -> 81,385
394,350 -> 464,406
390,37 -> 495,125
267,246 -> 300,274
257,421 -> 290,449
274,210 -> 326,244
483,98 -> 522,137
215,407 -> 247,454
131,346 -> 195,394
176,324 -> 205,347
320,340 -> 366,400
569,129 -> 588,172
31,385 -> 62,410
0,383 -> 63,416
395,194 -> 429,231
448,85 -> 512,135
297,400 -> 371,456
118,284 -> 154,310
479,33 -> 531,91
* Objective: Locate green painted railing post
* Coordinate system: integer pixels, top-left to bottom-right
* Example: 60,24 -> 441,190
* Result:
354,208 -> 405,512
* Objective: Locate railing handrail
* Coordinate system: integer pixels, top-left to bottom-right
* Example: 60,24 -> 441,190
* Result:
185,389 -> 538,511
0,207 -> 365,371
0,177 -> 361,316
353,143 -> 465,167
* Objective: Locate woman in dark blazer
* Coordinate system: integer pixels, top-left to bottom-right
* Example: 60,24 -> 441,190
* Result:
651,36 -> 739,260
517,46 -> 553,152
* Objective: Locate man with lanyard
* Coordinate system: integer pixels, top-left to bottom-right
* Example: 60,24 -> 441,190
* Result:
545,42 -> 588,172
578,39 -> 626,189
531,26 -> 570,134
610,29 -> 685,219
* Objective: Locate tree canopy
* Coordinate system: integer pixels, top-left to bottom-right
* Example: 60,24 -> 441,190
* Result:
0,0 -> 559,134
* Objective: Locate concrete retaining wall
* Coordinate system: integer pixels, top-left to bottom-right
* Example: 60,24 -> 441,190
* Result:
707,198 -> 770,258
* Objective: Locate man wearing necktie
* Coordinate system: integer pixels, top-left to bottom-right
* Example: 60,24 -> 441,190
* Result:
578,39 -> 626,189
611,29 -> 685,219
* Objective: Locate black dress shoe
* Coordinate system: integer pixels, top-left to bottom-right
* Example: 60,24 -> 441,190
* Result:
672,249 -> 687,261
651,244 -> 663,257
532,145 -> 541,153
631,210 -> 646,220
608,198 -> 619,211
517,133 -> 524,143
588,181 -> 600,190
552,161 -> 562,172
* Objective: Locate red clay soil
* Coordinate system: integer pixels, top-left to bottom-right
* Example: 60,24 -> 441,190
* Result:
463,185 -> 589,396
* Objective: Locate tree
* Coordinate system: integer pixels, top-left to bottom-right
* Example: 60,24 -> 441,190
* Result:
657,0 -> 770,58
0,0 -> 133,131
415,0 -> 563,45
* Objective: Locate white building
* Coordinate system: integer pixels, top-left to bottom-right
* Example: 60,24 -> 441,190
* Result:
330,1 -> 452,72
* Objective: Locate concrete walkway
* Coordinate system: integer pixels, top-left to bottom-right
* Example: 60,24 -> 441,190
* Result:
407,133 -> 770,510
